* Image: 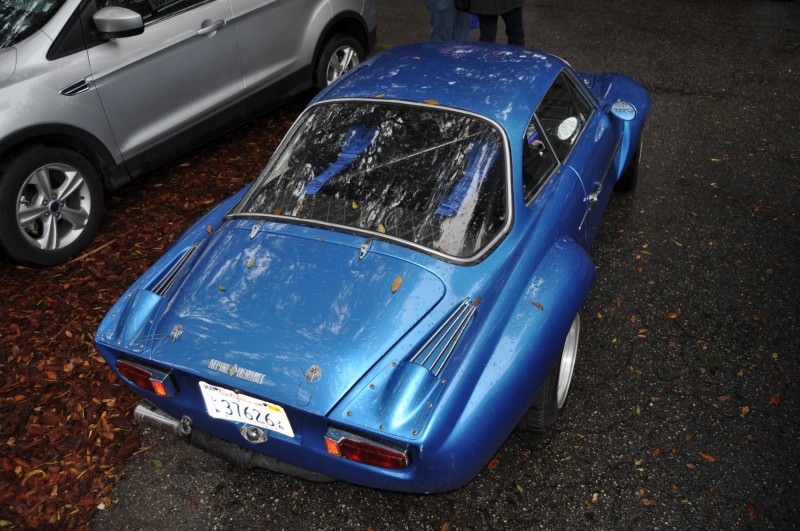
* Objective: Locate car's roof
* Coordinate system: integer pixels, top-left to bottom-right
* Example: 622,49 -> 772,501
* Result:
316,42 -> 570,137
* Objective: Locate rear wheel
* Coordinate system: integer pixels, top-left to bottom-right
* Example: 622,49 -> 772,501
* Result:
522,313 -> 580,432
0,146 -> 104,266
614,140 -> 642,194
314,34 -> 364,90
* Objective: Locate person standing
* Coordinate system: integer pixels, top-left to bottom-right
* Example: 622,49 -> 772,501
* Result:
470,0 -> 525,47
426,0 -> 472,41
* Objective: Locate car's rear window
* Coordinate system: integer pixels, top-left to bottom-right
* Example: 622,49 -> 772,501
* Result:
234,100 -> 509,260
1,0 -> 66,48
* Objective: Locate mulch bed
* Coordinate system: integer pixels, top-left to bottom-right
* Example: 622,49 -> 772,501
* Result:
0,102 -> 302,529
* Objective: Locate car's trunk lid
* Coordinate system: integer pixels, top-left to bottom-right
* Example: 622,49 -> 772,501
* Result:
148,223 -> 446,416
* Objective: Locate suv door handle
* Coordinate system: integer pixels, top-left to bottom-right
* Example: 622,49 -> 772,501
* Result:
196,19 -> 225,36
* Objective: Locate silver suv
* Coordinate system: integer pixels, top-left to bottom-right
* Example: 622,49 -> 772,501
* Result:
0,0 -> 376,265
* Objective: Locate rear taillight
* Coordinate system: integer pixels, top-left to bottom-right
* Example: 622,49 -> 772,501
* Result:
324,428 -> 408,469
117,360 -> 176,397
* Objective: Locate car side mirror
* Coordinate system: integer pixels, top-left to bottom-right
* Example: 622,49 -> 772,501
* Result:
93,7 -> 144,39
608,101 -> 637,121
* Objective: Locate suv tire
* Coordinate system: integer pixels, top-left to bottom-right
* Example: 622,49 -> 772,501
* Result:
0,146 -> 104,266
314,34 -> 364,90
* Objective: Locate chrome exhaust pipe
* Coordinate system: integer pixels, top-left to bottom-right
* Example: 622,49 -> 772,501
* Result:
134,401 -> 191,436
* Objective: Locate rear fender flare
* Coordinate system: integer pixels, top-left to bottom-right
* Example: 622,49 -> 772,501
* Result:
425,238 -> 594,485
474,236 -> 594,421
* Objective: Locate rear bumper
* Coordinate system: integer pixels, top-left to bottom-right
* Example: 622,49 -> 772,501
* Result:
134,401 -> 334,483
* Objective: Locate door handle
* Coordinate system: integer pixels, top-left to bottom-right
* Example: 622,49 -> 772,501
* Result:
586,182 -> 603,206
196,19 -> 225,36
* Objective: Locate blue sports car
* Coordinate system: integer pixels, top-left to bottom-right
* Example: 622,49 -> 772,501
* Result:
95,42 -> 649,493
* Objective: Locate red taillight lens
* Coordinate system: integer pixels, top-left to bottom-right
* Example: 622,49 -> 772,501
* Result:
324,428 -> 408,469
339,439 -> 409,469
117,360 -> 175,397
117,360 -> 152,389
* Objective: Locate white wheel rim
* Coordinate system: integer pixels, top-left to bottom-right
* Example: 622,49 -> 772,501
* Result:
557,313 -> 580,409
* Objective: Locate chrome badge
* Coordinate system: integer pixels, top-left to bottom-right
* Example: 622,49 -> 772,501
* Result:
170,324 -> 183,342
208,359 -> 265,385
305,364 -> 322,384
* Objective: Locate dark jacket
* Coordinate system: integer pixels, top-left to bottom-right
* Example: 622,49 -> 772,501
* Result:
468,0 -> 524,15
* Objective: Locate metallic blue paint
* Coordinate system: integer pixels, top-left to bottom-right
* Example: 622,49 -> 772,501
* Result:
95,42 -> 650,493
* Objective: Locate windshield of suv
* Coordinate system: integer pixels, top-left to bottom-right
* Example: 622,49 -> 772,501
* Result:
233,100 -> 509,260
1,0 -> 66,48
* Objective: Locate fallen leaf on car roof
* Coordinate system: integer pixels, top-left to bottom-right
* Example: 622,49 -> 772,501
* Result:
391,275 -> 403,294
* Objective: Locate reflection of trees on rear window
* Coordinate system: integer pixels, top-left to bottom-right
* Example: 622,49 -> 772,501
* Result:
237,101 -> 508,259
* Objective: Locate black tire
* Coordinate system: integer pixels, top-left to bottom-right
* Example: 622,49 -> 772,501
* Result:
314,34 -> 365,90
614,140 -> 641,194
0,146 -> 104,266
521,313 -> 580,432
522,353 -> 560,432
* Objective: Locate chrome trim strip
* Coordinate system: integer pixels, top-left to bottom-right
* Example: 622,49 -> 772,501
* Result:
226,97 -> 514,266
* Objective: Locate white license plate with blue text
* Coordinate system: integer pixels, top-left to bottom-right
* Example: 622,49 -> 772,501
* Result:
199,381 -> 294,438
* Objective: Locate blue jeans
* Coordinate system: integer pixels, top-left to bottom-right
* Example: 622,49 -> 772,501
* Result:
426,0 -> 471,41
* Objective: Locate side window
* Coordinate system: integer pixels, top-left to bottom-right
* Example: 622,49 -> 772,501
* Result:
522,120 -> 557,202
535,72 -> 594,162
99,0 -> 201,22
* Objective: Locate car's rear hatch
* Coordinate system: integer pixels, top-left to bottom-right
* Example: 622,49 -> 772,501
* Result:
144,223 -> 446,416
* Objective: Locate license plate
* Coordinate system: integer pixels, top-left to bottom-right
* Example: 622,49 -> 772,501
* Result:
199,381 -> 294,438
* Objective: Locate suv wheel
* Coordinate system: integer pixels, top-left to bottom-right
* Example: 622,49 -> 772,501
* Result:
0,146 -> 104,266
314,34 -> 364,90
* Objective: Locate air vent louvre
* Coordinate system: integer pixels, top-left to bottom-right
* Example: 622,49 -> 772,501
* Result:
151,245 -> 200,296
410,298 -> 478,377
59,79 -> 91,96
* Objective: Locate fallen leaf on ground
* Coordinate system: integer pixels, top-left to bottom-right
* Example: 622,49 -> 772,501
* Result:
768,394 -> 781,407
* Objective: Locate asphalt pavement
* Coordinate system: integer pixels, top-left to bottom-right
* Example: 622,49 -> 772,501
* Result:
92,0 -> 799,529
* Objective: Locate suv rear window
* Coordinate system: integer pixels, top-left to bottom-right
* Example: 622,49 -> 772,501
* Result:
234,100 -> 510,260
1,0 -> 67,48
